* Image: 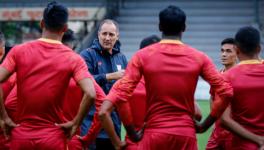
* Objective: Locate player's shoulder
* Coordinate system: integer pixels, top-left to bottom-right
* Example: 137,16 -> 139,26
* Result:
185,44 -> 207,57
136,42 -> 160,56
9,40 -> 38,54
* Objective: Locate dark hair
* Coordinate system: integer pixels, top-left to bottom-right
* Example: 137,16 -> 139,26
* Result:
62,29 -> 76,44
98,19 -> 119,33
159,5 -> 186,36
43,1 -> 68,32
235,26 -> 260,56
0,31 -> 5,42
140,35 -> 161,49
221,38 -> 235,46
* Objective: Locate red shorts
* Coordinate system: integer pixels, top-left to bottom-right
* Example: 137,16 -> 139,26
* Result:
125,137 -> 138,150
206,127 -> 232,150
10,129 -> 67,150
231,135 -> 259,150
0,134 -> 10,150
68,135 -> 83,150
206,138 -> 231,150
137,132 -> 197,150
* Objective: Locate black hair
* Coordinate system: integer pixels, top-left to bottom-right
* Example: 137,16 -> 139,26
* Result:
62,29 -> 76,44
98,19 -> 119,33
221,38 -> 235,46
43,1 -> 68,32
235,26 -> 260,56
140,35 -> 161,49
159,5 -> 186,36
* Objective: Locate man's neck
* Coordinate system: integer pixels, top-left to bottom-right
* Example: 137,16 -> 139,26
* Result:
224,63 -> 236,71
42,30 -> 63,42
239,54 -> 260,62
162,34 -> 182,41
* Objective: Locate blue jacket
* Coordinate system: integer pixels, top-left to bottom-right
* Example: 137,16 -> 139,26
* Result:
80,39 -> 127,139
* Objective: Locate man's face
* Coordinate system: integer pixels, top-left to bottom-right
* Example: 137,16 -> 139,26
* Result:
0,41 -> 5,61
98,23 -> 119,51
221,43 -> 237,66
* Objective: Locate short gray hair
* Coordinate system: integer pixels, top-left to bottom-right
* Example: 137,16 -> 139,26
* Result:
98,19 -> 119,33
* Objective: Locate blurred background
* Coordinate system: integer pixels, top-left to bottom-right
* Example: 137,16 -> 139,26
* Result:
0,0 -> 263,98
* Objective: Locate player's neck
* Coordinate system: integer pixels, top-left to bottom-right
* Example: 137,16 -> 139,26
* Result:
224,63 -> 235,71
239,54 -> 260,62
42,30 -> 63,42
162,34 -> 182,41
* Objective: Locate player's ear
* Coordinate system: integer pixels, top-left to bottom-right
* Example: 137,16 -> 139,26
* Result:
159,23 -> 163,32
40,20 -> 44,29
235,45 -> 240,56
256,45 -> 261,55
61,24 -> 68,33
181,23 -> 186,32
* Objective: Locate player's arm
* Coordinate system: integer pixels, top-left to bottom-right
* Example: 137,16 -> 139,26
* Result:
98,100 -> 125,150
99,53 -> 143,147
221,106 -> 264,147
0,67 -> 17,138
196,54 -> 233,133
79,84 -> 105,147
58,78 -> 96,138
194,102 -> 202,121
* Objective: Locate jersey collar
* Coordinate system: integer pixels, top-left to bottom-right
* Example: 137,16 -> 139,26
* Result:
38,38 -> 62,44
159,39 -> 183,45
239,59 -> 263,65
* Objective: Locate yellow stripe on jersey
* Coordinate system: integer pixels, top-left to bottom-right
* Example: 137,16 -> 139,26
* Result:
239,59 -> 263,65
38,38 -> 62,44
160,39 -> 183,45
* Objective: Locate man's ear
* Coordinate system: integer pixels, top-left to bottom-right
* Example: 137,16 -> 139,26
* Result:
235,45 -> 240,56
181,23 -> 186,32
40,20 -> 44,29
61,24 -> 68,33
159,23 -> 163,32
256,45 -> 261,55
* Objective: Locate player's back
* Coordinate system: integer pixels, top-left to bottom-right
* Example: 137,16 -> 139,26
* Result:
8,39 -> 83,127
138,41 -> 211,138
226,63 -> 264,135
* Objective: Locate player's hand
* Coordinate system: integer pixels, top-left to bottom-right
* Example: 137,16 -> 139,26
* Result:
125,125 -> 143,142
56,121 -> 78,139
194,119 -> 204,133
76,135 -> 90,150
257,136 -> 264,150
0,117 -> 17,139
195,115 -> 217,133
114,140 -> 126,150
260,145 -> 264,150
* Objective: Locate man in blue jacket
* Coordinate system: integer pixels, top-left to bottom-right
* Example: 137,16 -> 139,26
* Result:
80,19 -> 127,150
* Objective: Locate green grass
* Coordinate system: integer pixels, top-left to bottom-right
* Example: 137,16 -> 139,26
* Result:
121,100 -> 212,150
196,100 -> 212,150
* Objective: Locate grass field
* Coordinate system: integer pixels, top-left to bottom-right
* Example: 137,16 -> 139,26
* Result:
121,100 -> 212,150
196,100 -> 212,150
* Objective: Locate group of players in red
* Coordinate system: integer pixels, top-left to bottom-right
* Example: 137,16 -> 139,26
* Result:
0,1 -> 263,150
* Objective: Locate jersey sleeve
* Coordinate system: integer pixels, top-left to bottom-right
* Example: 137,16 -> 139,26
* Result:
106,52 -> 143,105
71,55 -> 93,82
200,54 -> 233,118
0,46 -> 17,73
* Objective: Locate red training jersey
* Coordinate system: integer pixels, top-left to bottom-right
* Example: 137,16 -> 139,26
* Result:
207,69 -> 232,150
225,61 -> 264,136
0,38 -> 91,139
107,40 -> 233,138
